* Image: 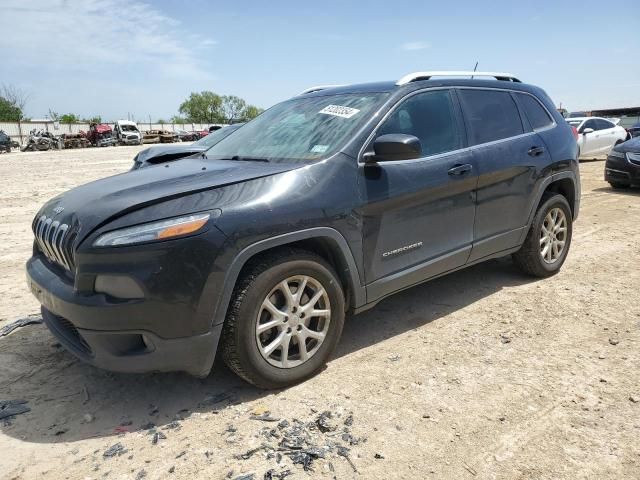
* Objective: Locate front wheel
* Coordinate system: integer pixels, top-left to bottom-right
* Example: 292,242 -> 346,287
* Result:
221,249 -> 345,389
513,193 -> 573,277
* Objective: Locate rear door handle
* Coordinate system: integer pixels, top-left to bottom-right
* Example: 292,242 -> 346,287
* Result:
528,146 -> 545,157
448,163 -> 473,176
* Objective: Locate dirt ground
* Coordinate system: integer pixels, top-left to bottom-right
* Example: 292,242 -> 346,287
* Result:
0,147 -> 639,480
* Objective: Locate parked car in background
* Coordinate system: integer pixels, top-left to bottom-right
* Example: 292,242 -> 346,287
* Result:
176,130 -> 200,142
565,117 -> 628,158
114,120 -> 142,145
0,130 -> 12,153
26,71 -> 580,388
628,122 -> 640,138
132,123 -> 243,170
142,129 -> 176,144
86,123 -> 117,147
605,137 -> 640,188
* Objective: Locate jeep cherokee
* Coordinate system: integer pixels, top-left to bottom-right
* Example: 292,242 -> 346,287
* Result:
26,71 -> 580,388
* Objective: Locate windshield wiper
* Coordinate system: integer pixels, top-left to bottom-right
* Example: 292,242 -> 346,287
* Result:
230,155 -> 269,162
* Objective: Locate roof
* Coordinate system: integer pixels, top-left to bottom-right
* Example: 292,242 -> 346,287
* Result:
299,71 -> 540,98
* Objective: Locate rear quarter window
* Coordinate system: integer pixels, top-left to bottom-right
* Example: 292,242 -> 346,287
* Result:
458,89 -> 524,145
516,93 -> 554,131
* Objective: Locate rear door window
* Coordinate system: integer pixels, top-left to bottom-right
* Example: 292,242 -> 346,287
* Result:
458,89 -> 524,145
516,93 -> 554,131
595,119 -> 615,130
377,90 -> 463,157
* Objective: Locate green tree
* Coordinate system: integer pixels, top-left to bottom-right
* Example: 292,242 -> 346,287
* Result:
60,113 -> 80,123
86,115 -> 102,124
221,95 -> 246,123
178,91 -> 223,123
47,109 -> 60,121
0,84 -> 28,121
242,105 -> 263,122
0,97 -> 21,121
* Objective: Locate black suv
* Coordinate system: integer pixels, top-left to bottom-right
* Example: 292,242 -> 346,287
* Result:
27,72 -> 580,388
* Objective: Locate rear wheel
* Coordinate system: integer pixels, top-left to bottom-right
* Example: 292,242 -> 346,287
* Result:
513,193 -> 573,277
221,249 -> 345,389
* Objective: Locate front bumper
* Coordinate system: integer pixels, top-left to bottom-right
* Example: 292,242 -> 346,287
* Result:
605,153 -> 640,185
26,255 -> 221,377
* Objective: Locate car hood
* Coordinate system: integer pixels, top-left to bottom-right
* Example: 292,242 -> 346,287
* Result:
37,157 -> 301,244
614,137 -> 640,153
136,144 -> 207,165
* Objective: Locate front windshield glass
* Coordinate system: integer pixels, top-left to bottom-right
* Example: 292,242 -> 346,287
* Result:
121,125 -> 138,132
195,124 -> 242,147
206,92 -> 389,161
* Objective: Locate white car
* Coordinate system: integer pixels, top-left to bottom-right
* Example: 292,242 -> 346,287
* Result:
566,117 -> 628,158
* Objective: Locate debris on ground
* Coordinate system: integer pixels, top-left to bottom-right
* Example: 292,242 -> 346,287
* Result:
263,469 -> 292,480
609,338 -> 620,345
250,413 -> 281,422
0,316 -> 42,337
103,443 -> 127,458
387,354 -> 401,362
233,409 -> 363,474
0,399 -> 30,420
315,411 -> 337,433
233,473 -> 255,480
135,470 -> 147,480
151,431 -> 167,445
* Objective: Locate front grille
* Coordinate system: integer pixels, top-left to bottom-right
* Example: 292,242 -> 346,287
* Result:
33,215 -> 77,271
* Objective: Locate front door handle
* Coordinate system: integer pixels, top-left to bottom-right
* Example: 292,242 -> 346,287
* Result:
528,146 -> 545,157
448,163 -> 473,176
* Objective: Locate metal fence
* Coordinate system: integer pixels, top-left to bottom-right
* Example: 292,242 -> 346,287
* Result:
0,121 -> 225,144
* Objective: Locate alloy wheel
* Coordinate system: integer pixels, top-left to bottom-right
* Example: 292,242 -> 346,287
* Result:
540,207 -> 567,264
256,275 -> 331,368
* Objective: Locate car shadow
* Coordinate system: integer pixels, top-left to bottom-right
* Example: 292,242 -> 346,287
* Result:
0,257 -> 535,444
593,186 -> 640,195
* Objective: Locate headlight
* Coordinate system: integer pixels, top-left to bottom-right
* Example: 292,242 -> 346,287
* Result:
608,150 -> 626,159
93,213 -> 211,247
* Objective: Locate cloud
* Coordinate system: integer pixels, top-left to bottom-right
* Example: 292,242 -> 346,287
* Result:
400,41 -> 431,51
0,0 -> 217,80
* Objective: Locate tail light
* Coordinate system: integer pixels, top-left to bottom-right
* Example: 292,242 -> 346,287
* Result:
570,126 -> 579,141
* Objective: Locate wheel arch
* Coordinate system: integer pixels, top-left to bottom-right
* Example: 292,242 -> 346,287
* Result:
211,228 -> 365,327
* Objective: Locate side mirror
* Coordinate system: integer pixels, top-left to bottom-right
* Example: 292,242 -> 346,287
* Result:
364,134 -> 422,163
582,128 -> 594,134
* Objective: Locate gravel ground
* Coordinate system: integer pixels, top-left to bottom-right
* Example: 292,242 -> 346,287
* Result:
0,147 -> 639,480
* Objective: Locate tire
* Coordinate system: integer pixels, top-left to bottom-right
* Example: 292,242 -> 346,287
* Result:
221,248 -> 345,389
512,193 -> 573,278
609,181 -> 630,189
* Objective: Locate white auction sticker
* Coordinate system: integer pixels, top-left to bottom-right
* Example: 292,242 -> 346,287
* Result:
310,144 -> 329,153
318,105 -> 360,119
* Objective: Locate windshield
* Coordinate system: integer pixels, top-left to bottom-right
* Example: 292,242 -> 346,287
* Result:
121,124 -> 138,132
206,92 -> 389,162
195,124 -> 242,147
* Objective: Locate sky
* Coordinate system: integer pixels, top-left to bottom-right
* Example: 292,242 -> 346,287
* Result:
1,0 -> 639,121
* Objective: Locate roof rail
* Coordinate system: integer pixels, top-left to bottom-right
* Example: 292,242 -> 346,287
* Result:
299,84 -> 346,95
396,71 -> 521,85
